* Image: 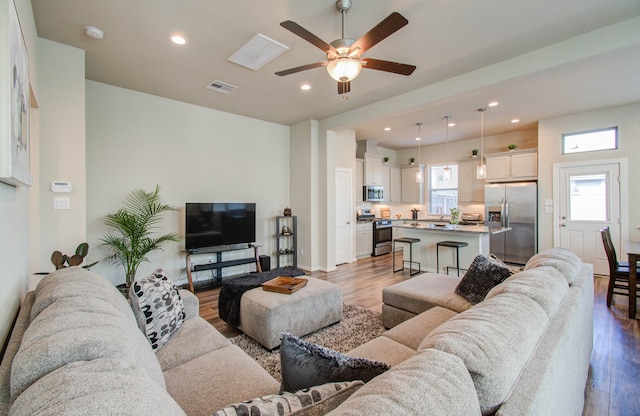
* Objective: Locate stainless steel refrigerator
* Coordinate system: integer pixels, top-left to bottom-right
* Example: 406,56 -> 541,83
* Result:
485,182 -> 537,265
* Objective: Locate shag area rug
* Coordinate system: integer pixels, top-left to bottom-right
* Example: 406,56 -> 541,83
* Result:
230,303 -> 384,381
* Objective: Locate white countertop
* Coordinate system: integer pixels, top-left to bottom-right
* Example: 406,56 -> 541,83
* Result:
394,222 -> 511,235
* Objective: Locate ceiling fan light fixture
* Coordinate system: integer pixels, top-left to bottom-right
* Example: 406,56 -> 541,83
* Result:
327,57 -> 361,82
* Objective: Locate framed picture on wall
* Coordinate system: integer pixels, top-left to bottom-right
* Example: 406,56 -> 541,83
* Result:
1,0 -> 31,186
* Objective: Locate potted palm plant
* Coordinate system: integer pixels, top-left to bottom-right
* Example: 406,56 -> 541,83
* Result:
100,185 -> 179,288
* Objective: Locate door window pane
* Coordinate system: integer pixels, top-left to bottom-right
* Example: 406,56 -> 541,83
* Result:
569,174 -> 607,221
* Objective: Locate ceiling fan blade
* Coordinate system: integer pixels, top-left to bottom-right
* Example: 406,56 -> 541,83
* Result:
338,81 -> 351,95
280,20 -> 335,53
275,62 -> 326,76
351,12 -> 408,54
361,58 -> 416,76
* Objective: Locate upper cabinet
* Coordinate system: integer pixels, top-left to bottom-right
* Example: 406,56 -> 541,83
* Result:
457,159 -> 485,202
364,154 -> 383,185
485,149 -> 537,182
381,164 -> 401,203
402,166 -> 424,204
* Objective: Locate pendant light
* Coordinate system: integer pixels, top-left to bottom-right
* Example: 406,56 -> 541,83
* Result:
442,116 -> 452,181
415,122 -> 424,183
476,108 -> 487,179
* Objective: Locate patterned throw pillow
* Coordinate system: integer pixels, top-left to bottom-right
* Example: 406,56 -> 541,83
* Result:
130,269 -> 185,350
211,381 -> 363,416
454,254 -> 513,304
280,333 -> 390,393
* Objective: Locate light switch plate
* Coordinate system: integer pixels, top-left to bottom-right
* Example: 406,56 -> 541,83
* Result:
544,206 -> 553,214
545,199 -> 553,207
53,197 -> 70,210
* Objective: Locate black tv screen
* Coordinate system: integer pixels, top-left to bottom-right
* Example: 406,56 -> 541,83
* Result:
185,203 -> 256,251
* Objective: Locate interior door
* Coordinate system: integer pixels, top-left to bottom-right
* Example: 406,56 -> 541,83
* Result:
335,168 -> 353,265
558,163 -> 621,275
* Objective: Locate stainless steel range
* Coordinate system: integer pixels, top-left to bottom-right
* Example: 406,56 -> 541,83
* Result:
356,209 -> 393,257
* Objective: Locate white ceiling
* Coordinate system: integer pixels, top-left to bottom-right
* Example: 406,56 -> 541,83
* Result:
31,0 -> 640,149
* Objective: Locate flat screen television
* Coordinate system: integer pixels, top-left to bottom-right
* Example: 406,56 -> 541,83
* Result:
185,203 -> 256,252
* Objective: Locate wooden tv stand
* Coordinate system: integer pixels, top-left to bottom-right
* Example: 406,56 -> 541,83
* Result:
184,244 -> 261,292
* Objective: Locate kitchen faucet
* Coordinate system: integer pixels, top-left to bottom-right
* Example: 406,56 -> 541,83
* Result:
437,206 -> 444,220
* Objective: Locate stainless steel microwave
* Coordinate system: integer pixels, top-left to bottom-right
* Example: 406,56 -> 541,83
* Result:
363,185 -> 384,202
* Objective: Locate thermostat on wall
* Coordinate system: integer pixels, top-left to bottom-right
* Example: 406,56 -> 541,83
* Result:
51,181 -> 72,193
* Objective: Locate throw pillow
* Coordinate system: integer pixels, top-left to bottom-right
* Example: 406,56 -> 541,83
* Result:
130,268 -> 185,350
211,380 -> 363,416
279,333 -> 390,393
454,254 -> 512,304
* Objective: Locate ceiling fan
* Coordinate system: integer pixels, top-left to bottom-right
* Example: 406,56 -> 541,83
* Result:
275,0 -> 416,95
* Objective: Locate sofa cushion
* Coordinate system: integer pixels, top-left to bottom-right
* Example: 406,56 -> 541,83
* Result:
155,316 -> 231,371
455,255 -> 513,304
212,381 -> 363,416
9,358 -> 185,416
163,344 -> 280,416
383,306 -> 458,350
523,247 -> 582,285
30,267 -> 136,324
419,292 -> 549,415
347,336 -> 416,367
130,268 -> 186,350
326,348 -> 481,416
280,333 -> 390,393
10,296 -> 166,401
486,266 -> 569,318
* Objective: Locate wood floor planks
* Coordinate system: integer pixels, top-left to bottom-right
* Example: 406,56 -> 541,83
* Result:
194,255 -> 640,416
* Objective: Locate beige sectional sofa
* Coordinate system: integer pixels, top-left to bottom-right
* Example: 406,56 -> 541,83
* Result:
335,247 -> 594,415
0,247 -> 593,416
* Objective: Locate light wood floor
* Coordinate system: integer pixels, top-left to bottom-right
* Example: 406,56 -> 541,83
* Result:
194,255 -> 640,416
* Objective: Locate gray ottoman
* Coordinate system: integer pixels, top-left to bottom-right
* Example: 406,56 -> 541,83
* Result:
239,277 -> 343,349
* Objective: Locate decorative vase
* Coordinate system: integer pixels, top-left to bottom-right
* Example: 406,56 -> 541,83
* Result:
450,216 -> 459,225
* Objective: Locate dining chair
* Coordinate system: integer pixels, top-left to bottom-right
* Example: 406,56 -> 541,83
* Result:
600,226 -> 639,307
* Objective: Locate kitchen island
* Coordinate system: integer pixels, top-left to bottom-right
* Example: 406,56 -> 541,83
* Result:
393,221 -> 510,274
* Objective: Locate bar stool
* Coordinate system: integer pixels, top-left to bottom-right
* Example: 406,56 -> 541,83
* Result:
436,241 -> 468,276
393,237 -> 421,276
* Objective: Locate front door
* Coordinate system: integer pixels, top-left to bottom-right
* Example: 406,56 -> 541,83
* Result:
557,162 -> 621,275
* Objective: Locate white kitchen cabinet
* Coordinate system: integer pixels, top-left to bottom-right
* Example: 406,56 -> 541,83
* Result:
356,223 -> 372,258
380,164 -> 401,203
457,159 -> 485,203
389,165 -> 402,203
486,150 -> 537,182
402,166 -> 423,203
364,154 -> 383,185
356,159 -> 364,203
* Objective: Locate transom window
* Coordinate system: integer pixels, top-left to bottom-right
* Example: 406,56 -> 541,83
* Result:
562,127 -> 617,154
428,164 -> 458,215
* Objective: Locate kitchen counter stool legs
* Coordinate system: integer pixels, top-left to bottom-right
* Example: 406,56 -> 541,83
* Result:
437,241 -> 469,276
393,238 -> 421,276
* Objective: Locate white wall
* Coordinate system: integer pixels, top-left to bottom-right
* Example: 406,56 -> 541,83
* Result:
33,39 -> 86,273
538,102 -> 640,250
85,81 -> 291,286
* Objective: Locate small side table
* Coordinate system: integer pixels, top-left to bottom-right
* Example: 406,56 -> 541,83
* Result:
627,241 -> 640,319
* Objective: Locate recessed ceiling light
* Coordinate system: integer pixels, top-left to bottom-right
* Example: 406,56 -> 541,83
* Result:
447,122 -> 456,127
511,118 -> 520,123
170,34 -> 187,45
85,26 -> 104,39
384,127 -> 391,131
300,84 -> 311,91
415,137 -> 422,141
488,101 -> 499,107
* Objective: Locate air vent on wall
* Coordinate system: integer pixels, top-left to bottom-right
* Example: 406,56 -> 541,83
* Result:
206,80 -> 238,94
